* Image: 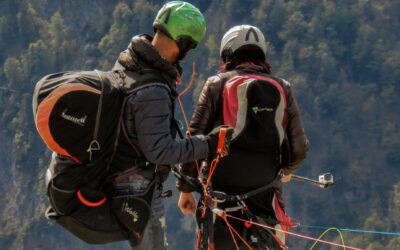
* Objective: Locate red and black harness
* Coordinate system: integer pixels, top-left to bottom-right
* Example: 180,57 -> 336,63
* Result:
174,64 -> 295,249
172,127 -> 293,250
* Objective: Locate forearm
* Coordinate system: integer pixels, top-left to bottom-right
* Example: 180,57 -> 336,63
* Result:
132,86 -> 209,166
140,134 -> 209,165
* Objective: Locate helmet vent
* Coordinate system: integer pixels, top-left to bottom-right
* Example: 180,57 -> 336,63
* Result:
245,27 -> 259,42
159,7 -> 171,24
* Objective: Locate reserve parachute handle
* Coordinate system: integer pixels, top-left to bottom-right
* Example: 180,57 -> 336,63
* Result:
216,125 -> 233,158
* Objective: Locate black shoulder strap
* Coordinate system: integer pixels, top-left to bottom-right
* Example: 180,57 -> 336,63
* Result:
212,70 -> 241,125
209,175 -> 281,202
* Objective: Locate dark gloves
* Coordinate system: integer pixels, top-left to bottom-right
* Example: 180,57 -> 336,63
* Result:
206,126 -> 234,155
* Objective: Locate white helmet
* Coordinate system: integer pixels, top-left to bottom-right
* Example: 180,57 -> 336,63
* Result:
220,25 -> 268,62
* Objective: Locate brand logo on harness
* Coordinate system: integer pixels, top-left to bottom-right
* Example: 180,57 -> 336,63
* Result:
252,106 -> 274,114
61,110 -> 87,126
122,202 -> 139,223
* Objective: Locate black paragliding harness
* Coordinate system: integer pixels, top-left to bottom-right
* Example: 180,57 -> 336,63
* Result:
172,125 -> 336,250
173,63 -> 336,250
172,127 -> 289,250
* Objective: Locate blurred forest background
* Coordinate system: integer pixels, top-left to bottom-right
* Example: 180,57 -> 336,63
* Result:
0,0 -> 399,249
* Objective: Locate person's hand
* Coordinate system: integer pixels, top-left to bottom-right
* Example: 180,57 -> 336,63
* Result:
280,169 -> 292,183
178,192 -> 196,215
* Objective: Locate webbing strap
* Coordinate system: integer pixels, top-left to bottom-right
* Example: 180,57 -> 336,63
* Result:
239,175 -> 281,200
86,70 -> 104,161
210,175 -> 281,203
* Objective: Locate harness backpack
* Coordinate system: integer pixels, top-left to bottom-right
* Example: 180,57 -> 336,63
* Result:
33,69 -> 170,244
223,73 -> 288,151
213,72 -> 292,247
212,72 -> 290,189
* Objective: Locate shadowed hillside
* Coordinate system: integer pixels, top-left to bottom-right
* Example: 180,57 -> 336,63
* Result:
0,0 -> 399,249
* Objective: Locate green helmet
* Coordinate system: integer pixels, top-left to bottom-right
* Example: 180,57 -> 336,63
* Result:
153,1 -> 206,59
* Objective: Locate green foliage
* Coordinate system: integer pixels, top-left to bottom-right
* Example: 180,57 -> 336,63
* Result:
98,2 -> 136,69
16,3 -> 39,45
3,57 -> 25,86
0,1 -> 399,249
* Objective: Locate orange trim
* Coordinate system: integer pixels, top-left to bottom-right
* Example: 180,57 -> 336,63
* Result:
221,214 -> 253,250
177,62 -> 201,176
178,62 -> 195,97
77,190 -> 106,207
205,159 -> 219,190
177,97 -> 201,175
35,83 -> 100,163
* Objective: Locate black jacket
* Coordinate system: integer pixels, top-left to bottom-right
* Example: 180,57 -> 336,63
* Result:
111,35 -> 209,181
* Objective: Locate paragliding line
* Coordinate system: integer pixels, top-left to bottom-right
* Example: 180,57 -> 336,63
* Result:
298,224 -> 400,236
309,227 -> 346,250
225,214 -> 364,250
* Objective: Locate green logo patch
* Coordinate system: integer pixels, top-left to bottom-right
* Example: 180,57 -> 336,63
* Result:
252,106 -> 274,114
252,106 -> 260,114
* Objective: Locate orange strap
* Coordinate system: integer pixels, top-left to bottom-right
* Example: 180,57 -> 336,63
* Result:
219,211 -> 252,250
177,62 -> 201,176
216,128 -> 227,156
77,190 -> 106,207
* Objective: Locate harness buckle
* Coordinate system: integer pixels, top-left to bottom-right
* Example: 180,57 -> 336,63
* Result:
210,190 -> 227,203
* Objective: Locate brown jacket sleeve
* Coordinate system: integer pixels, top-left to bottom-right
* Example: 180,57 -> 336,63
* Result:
176,76 -> 225,192
282,80 -> 309,173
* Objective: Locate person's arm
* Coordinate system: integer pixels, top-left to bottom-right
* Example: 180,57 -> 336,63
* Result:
176,78 -> 220,193
282,80 -> 309,174
129,85 -> 209,165
178,78 -> 222,215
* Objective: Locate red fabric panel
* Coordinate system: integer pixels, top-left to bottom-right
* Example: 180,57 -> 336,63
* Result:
222,74 -> 288,130
222,76 -> 247,127
273,195 -> 296,243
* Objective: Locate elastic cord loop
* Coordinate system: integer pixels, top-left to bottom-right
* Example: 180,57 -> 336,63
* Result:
77,190 -> 106,207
